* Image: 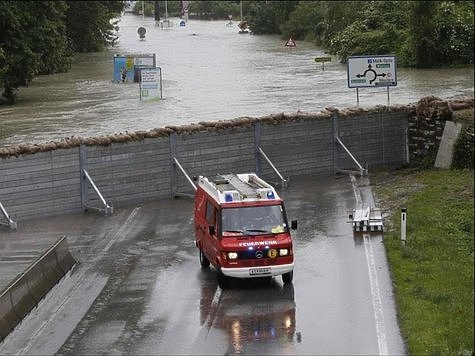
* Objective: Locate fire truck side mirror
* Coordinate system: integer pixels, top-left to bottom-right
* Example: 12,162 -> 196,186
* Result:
208,225 -> 216,235
291,220 -> 297,230
192,176 -> 198,182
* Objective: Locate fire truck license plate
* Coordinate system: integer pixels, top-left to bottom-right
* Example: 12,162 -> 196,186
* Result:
249,267 -> 271,275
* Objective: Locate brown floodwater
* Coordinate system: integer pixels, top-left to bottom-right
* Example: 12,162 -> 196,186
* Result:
0,13 -> 473,146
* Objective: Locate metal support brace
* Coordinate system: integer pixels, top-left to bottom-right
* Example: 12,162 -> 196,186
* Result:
173,157 -> 197,193
257,146 -> 288,188
0,201 -> 17,230
169,133 -> 178,197
335,136 -> 367,176
81,169 -> 113,215
254,123 -> 262,176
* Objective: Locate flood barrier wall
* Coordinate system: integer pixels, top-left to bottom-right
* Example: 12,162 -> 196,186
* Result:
1,96 -> 472,222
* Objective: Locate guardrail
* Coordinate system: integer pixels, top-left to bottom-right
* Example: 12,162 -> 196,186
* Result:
0,236 -> 76,341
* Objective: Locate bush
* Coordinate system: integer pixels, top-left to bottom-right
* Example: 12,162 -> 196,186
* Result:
451,129 -> 474,169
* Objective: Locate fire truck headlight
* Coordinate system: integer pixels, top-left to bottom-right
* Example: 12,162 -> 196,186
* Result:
227,252 -> 238,259
279,249 -> 288,256
284,315 -> 292,328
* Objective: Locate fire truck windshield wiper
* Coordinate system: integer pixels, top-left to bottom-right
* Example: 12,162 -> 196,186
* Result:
223,229 -> 244,234
244,229 -> 268,233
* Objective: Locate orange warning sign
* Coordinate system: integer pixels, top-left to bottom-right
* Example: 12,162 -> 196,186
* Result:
284,37 -> 296,47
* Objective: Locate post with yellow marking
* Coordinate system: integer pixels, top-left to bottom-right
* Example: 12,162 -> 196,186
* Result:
315,56 -> 332,70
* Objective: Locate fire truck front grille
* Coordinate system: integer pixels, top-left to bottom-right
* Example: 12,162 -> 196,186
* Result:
238,250 -> 271,260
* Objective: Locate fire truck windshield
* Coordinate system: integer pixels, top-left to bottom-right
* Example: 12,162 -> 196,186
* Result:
221,205 -> 287,236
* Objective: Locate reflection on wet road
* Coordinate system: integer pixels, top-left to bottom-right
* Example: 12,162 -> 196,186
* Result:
0,175 -> 405,355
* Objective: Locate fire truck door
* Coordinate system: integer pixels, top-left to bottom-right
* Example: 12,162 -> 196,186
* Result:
204,200 -> 219,262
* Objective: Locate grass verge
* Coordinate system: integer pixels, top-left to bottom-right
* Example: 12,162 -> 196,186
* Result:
372,168 -> 474,356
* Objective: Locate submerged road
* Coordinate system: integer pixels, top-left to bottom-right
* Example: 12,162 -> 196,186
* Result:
0,175 -> 405,355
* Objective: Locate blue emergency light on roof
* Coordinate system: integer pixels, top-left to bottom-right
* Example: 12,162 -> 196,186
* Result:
225,192 -> 233,202
266,191 -> 275,199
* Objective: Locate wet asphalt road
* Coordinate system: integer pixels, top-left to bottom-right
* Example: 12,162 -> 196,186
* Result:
0,175 -> 405,355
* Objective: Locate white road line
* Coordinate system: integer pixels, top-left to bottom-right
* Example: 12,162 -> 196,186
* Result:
189,285 -> 222,353
103,207 -> 141,252
364,234 -> 388,355
205,287 -> 222,329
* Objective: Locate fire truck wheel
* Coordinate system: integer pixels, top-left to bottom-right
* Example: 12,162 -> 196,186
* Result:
217,268 -> 229,289
199,249 -> 210,268
282,271 -> 293,285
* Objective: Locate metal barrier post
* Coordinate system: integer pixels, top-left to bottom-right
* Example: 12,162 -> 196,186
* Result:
257,146 -> 288,188
81,169 -> 113,215
0,201 -> 17,230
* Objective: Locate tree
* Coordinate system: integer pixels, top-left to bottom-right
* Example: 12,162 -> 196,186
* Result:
248,0 -> 297,35
65,1 -> 125,52
328,1 -> 409,62
0,1 -> 71,103
435,1 -> 474,65
279,1 -> 326,43
0,1 -> 125,104
405,1 -> 440,67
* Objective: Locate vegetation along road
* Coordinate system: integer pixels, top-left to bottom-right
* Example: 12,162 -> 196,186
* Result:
371,106 -> 474,355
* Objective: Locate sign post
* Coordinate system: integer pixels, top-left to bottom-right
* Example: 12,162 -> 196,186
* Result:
347,55 -> 397,105
315,56 -> 332,70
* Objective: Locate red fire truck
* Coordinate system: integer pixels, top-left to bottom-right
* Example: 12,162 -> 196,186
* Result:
194,173 -> 297,288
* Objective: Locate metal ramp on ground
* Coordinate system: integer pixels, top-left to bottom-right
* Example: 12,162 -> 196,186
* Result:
347,174 -> 383,233
350,206 -> 383,232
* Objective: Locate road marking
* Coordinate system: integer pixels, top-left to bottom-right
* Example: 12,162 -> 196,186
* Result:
364,234 -> 388,355
350,174 -> 363,207
103,207 -> 141,252
205,287 -> 222,330
188,285 -> 222,353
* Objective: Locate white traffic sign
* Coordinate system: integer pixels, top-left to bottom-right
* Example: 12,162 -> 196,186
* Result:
284,37 -> 296,47
140,67 -> 162,101
347,55 -> 397,88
